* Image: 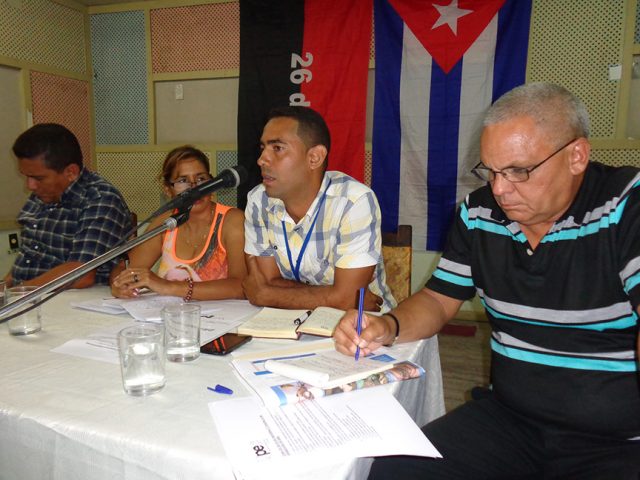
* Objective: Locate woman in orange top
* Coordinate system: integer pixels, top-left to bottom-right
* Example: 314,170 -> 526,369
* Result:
110,146 -> 246,300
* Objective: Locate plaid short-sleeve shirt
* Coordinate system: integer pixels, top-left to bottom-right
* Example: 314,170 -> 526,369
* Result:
12,168 -> 132,285
245,171 -> 396,311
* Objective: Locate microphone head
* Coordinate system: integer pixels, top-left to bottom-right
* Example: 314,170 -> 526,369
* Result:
225,165 -> 248,188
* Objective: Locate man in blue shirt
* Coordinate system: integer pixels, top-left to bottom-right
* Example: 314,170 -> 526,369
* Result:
335,83 -> 640,479
5,123 -> 131,288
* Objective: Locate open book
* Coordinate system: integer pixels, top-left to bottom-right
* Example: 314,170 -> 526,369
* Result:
231,339 -> 424,407
237,306 -> 345,339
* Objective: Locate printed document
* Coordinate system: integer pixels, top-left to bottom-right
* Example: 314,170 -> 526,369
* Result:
72,295 -> 259,323
209,388 -> 441,479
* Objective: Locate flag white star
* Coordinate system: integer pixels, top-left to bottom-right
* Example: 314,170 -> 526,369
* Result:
432,0 -> 473,35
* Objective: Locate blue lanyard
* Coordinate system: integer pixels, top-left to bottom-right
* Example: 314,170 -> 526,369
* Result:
282,181 -> 331,282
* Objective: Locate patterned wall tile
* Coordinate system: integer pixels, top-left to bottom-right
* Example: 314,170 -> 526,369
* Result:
91,11 -> 148,145
528,0 -> 624,138
0,0 -> 86,74
216,150 -> 238,207
150,2 -> 239,73
635,2 -> 640,43
30,71 -> 92,166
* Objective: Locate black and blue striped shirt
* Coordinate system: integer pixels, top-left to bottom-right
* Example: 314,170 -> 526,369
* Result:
427,162 -> 640,437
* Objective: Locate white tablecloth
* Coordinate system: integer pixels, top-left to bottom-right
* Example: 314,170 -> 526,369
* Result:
0,287 -> 445,480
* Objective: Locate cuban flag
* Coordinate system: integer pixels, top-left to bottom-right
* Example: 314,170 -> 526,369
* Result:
372,0 -> 531,251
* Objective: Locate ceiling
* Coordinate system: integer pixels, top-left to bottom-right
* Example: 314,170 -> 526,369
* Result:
76,0 -> 153,6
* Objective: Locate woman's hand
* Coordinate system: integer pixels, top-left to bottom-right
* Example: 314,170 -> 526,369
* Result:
110,268 -> 166,298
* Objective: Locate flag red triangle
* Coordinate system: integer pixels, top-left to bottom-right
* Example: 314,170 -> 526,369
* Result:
388,0 -> 506,73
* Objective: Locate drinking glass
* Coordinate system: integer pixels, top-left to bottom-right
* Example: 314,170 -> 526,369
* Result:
6,286 -> 42,335
163,303 -> 201,362
118,324 -> 166,396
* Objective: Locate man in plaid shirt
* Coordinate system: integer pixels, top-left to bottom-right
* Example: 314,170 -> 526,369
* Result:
243,106 -> 395,312
5,123 -> 131,288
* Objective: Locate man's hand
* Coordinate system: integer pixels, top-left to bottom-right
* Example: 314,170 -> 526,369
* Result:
333,309 -> 391,357
242,255 -> 270,305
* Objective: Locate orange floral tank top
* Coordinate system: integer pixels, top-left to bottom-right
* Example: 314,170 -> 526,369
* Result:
157,203 -> 232,282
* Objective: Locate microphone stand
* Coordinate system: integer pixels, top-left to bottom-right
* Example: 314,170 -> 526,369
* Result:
0,209 -> 192,322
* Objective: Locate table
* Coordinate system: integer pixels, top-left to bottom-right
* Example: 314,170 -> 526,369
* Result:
0,287 -> 445,480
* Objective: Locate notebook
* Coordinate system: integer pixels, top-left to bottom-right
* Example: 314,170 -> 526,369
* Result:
237,306 -> 346,339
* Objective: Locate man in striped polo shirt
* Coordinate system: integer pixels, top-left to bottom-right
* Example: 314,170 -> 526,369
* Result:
336,83 -> 640,479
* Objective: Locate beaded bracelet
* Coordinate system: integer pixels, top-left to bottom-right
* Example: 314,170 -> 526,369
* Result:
183,277 -> 194,302
384,312 -> 400,346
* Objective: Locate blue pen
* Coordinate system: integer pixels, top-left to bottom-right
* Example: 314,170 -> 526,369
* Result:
207,384 -> 233,395
355,287 -> 365,361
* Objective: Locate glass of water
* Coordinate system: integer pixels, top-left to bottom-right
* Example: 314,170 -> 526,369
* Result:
162,303 -> 201,362
6,286 -> 42,335
118,324 -> 166,396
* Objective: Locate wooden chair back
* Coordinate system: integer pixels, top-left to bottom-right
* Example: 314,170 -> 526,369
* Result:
381,225 -> 412,303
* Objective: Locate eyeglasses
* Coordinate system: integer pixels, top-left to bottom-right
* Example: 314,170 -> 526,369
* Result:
168,174 -> 212,192
471,138 -> 578,183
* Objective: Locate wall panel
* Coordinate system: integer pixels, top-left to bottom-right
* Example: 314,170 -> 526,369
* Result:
528,0 -> 624,138
30,71 -> 92,167
98,148 -> 237,220
91,11 -> 149,145
215,150 -> 238,207
150,2 -> 239,73
155,78 -> 238,144
0,65 -> 28,226
635,2 -> 640,42
0,0 -> 86,74
98,151 -> 170,220
591,146 -> 640,167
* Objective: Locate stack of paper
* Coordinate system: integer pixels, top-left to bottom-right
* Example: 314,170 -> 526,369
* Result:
209,388 -> 441,479
71,294 -> 258,323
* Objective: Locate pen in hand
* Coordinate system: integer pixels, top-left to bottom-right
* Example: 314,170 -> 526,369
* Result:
355,287 -> 365,361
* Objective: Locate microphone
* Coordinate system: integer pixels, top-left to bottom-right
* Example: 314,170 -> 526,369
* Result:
151,165 -> 248,217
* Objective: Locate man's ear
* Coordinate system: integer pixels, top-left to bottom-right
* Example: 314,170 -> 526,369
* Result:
307,144 -> 328,171
568,137 -> 590,175
64,164 -> 81,182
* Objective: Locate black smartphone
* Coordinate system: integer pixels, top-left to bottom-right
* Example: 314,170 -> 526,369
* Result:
200,333 -> 252,356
